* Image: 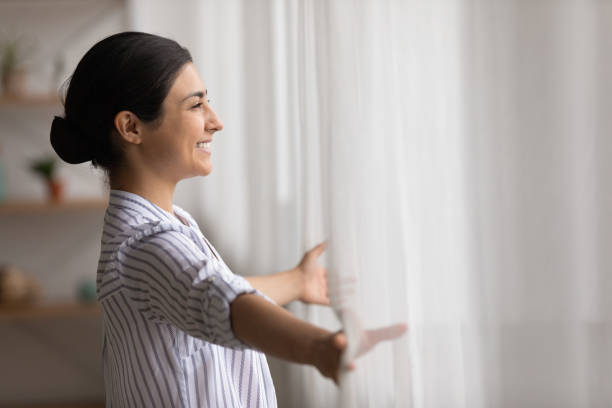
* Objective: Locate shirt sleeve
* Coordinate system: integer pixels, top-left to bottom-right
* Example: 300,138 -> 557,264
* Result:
115,226 -> 258,350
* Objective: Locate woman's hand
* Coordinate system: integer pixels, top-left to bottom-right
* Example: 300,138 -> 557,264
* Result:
244,243 -> 329,306
312,322 -> 408,385
340,307 -> 408,367
297,241 -> 330,305
311,331 -> 353,384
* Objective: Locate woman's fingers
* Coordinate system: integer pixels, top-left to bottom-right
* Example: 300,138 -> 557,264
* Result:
355,322 -> 408,358
369,323 -> 409,343
328,275 -> 358,310
324,322 -> 407,385
310,240 -> 328,256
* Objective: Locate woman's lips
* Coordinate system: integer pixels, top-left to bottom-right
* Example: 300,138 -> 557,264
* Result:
196,141 -> 211,153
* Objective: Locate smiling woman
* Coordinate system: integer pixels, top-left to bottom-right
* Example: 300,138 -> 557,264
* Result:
48,31 -> 405,407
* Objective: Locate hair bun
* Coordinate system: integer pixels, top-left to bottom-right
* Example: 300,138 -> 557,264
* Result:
50,115 -> 93,164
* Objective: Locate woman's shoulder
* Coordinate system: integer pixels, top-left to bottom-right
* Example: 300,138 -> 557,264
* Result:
102,204 -> 160,241
102,197 -> 211,270
103,203 -> 196,250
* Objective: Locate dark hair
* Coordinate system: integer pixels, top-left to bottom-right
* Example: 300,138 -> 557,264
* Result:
50,31 -> 192,174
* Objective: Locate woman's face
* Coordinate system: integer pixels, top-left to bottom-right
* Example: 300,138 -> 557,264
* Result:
141,62 -> 223,181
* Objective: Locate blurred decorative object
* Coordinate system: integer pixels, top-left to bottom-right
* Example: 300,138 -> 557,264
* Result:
0,264 -> 41,306
0,34 -> 36,97
77,279 -> 97,303
29,156 -> 64,202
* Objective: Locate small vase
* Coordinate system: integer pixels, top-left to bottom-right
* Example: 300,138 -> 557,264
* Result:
47,179 -> 64,203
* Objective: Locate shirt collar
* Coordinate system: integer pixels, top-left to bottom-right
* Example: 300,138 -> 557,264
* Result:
108,189 -> 186,227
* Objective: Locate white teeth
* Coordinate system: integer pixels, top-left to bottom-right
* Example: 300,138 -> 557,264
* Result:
196,142 -> 211,148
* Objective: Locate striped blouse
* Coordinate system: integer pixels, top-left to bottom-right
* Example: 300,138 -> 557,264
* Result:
96,189 -> 277,407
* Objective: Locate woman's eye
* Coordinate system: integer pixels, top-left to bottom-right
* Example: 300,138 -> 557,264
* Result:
192,99 -> 211,109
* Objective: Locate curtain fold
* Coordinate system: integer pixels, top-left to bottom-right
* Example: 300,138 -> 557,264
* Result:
129,0 -> 612,406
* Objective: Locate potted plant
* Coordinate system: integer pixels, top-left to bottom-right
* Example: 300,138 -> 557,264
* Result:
29,156 -> 63,202
1,35 -> 35,97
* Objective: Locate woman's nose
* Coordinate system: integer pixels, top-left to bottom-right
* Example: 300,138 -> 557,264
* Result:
205,107 -> 224,132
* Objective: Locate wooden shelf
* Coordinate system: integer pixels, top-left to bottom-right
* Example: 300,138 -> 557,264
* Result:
0,94 -> 61,107
0,198 -> 108,215
0,301 -> 101,321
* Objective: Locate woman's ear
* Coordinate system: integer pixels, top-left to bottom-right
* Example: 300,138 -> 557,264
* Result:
114,111 -> 143,145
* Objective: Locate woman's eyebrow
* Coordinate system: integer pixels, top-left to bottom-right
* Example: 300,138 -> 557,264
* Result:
180,89 -> 207,103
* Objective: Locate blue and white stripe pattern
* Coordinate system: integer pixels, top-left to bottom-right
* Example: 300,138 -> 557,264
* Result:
96,189 -> 277,407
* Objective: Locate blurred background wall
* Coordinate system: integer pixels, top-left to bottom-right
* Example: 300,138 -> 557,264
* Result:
0,1 -> 126,405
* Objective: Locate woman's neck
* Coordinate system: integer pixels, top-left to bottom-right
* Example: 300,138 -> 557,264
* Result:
110,169 -> 177,214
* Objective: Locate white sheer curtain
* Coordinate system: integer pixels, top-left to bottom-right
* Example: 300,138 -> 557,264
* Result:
129,0 -> 612,406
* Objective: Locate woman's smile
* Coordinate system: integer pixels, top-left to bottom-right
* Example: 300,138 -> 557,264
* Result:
196,140 -> 211,154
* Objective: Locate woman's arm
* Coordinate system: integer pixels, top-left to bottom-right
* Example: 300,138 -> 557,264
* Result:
245,268 -> 305,306
230,292 -> 346,382
230,292 -> 409,384
245,242 -> 329,306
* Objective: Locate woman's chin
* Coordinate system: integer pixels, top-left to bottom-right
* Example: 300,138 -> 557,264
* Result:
184,164 -> 212,179
199,165 -> 212,176
193,154 -> 212,176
